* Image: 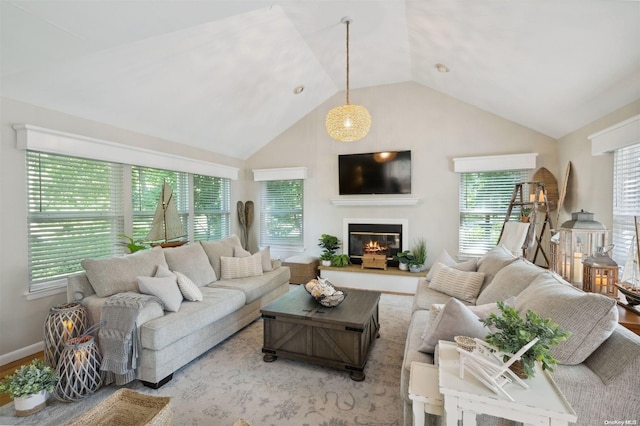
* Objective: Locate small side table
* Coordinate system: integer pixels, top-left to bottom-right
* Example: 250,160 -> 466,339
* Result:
408,362 -> 443,426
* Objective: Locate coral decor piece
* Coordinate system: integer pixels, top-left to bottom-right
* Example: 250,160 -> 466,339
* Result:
304,277 -> 345,307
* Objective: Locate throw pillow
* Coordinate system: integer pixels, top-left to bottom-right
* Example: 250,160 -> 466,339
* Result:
174,271 -> 203,302
428,296 -> 516,325
476,258 -> 545,305
200,235 -> 243,279
257,246 -> 273,272
418,298 -> 490,354
426,249 -> 477,281
234,246 -> 251,258
82,246 -> 167,297
428,263 -> 486,303
155,264 -> 175,279
476,245 -> 518,293
515,272 -> 618,365
137,276 -> 183,312
220,253 -> 263,280
164,243 -> 217,287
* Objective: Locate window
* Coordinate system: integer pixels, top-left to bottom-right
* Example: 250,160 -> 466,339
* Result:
193,174 -> 231,241
612,143 -> 640,270
27,152 -> 124,291
259,180 -> 303,247
459,170 -> 529,257
27,153 -> 231,292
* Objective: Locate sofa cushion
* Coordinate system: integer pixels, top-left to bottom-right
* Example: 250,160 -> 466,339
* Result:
412,279 -> 474,311
164,243 -> 217,287
220,253 -> 263,279
418,298 -> 490,354
476,258 -> 544,305
476,245 -> 518,292
401,310 -> 434,402
138,276 -> 183,312
174,271 -> 203,302
234,246 -> 251,258
209,266 -> 290,304
428,263 -> 485,303
426,249 -> 477,281
140,287 -> 246,351
82,246 -> 167,297
516,272 -> 618,365
200,235 -> 243,279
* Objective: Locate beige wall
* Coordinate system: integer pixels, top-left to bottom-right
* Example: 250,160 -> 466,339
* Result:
556,100 -> 640,230
246,82 -> 558,263
0,97 -> 245,358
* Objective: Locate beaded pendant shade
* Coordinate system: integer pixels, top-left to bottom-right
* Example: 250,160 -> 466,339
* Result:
326,17 -> 371,142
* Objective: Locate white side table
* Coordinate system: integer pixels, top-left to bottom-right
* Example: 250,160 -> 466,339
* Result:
437,340 -> 577,426
408,361 -> 444,426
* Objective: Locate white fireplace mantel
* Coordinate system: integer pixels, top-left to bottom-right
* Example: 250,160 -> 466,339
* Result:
331,197 -> 420,206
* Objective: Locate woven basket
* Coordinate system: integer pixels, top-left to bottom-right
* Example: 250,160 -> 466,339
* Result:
65,389 -> 172,426
509,360 -> 529,379
454,335 -> 476,352
44,302 -> 88,368
55,335 -> 102,402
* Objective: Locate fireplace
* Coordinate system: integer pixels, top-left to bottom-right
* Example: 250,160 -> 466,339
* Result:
343,219 -> 408,266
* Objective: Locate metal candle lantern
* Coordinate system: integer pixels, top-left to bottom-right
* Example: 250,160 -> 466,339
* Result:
554,210 -> 608,285
583,247 -> 619,297
43,302 -> 88,368
55,323 -> 103,402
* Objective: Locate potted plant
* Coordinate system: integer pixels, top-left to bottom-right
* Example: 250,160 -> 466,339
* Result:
0,359 -> 57,415
331,254 -> 351,267
408,238 -> 428,273
480,301 -> 570,378
118,233 -> 147,253
318,234 -> 341,266
521,207 -> 532,223
393,250 -> 413,271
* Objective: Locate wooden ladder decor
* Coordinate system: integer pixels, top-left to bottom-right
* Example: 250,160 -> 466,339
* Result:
499,181 -> 553,266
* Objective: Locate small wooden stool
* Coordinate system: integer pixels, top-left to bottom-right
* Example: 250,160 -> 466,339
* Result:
282,255 -> 319,284
408,362 -> 443,426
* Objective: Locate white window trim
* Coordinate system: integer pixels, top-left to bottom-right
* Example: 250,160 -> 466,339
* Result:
589,114 -> 640,155
14,124 -> 239,180
253,167 -> 307,181
453,153 -> 538,173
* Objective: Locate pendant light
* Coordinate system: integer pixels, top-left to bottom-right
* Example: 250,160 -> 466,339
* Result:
325,17 -> 371,142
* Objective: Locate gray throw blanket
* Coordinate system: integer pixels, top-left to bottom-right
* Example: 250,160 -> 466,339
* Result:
99,292 -> 163,385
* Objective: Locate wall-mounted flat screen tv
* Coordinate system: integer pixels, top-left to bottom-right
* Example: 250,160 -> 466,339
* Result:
339,151 -> 411,195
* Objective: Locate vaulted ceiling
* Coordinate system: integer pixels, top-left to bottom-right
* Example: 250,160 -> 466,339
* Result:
2,1 -> 639,159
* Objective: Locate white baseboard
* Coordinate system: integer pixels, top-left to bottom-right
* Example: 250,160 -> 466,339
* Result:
0,341 -> 44,366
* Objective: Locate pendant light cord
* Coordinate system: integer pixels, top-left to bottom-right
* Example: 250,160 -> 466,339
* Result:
345,19 -> 350,105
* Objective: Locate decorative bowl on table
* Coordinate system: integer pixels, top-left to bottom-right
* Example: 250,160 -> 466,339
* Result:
304,277 -> 345,307
454,335 -> 477,352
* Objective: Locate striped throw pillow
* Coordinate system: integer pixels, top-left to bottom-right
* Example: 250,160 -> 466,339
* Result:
428,263 -> 485,303
174,271 -> 203,302
220,253 -> 263,280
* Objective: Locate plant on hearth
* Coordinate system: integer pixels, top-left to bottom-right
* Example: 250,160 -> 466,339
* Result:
0,359 -> 57,399
331,254 -> 351,267
408,238 -> 428,271
393,250 -> 413,265
318,234 -> 341,263
480,301 -> 570,378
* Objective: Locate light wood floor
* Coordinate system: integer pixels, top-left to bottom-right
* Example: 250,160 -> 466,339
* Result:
0,352 -> 44,407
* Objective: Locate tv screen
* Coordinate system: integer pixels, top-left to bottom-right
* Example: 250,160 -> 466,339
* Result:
339,151 -> 411,195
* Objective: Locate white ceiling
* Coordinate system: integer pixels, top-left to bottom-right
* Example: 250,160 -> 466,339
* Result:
2,0 -> 639,159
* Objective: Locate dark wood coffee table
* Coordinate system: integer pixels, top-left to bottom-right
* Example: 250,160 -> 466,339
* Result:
261,285 -> 381,381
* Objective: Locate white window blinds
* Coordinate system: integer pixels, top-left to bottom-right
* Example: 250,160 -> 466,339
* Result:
613,143 -> 640,268
27,151 -> 124,290
193,174 -> 230,241
459,170 -> 529,257
259,180 -> 304,247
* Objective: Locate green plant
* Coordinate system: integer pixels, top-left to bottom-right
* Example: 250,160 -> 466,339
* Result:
409,238 -> 428,267
0,359 -> 57,398
480,301 -> 570,378
393,250 -> 413,264
118,234 -> 147,253
331,254 -> 351,267
521,207 -> 532,218
318,234 -> 341,260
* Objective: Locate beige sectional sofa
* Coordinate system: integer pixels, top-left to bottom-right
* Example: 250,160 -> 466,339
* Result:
67,235 -> 290,388
401,245 -> 640,426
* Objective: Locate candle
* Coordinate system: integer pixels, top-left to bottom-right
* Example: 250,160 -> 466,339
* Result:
530,194 -> 535,202
573,253 -> 583,283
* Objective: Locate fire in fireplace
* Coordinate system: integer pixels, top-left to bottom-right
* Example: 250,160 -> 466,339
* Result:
348,223 -> 403,265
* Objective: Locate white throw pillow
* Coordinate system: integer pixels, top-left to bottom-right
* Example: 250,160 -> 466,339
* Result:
220,253 -> 263,279
426,249 -> 477,281
137,276 -> 183,312
428,296 -> 516,325
418,298 -> 490,354
257,246 -> 273,272
174,271 -> 203,302
428,263 -> 486,303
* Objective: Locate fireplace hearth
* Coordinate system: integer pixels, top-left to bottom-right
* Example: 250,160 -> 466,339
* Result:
347,222 -> 404,266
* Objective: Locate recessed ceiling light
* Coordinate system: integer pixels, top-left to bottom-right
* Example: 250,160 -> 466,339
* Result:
435,64 -> 450,73
293,85 -> 304,94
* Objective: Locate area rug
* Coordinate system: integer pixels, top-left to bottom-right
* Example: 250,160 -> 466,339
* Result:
0,291 -> 412,426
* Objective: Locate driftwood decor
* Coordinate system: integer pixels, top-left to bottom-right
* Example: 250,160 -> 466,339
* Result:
237,201 -> 254,250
